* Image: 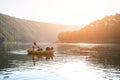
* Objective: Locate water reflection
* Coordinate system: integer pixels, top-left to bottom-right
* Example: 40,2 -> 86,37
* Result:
0,43 -> 30,70
28,54 -> 54,66
57,43 -> 120,68
0,43 -> 120,80
32,55 -> 39,66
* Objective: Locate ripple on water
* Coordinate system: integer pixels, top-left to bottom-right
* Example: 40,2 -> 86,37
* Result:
0,43 -> 120,80
8,50 -> 27,55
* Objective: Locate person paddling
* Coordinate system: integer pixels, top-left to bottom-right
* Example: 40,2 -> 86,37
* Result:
32,42 -> 39,50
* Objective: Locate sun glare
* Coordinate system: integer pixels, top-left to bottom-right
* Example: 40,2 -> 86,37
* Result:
1,0 -> 120,25
34,0 -> 119,25
57,62 -> 103,80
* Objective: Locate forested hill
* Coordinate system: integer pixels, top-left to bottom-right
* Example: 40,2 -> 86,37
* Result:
0,13 -> 78,43
58,14 -> 120,43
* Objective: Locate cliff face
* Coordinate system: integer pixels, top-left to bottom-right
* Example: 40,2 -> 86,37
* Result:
58,14 -> 120,43
0,13 -> 77,43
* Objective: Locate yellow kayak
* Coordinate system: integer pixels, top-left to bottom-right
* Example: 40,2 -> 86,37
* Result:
27,49 -> 54,55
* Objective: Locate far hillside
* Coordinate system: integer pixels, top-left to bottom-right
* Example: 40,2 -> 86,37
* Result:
0,13 -> 80,43
58,13 -> 120,43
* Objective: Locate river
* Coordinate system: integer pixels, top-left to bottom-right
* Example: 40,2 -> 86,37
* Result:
0,43 -> 120,80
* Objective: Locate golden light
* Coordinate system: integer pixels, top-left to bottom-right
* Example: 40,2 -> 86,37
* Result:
31,0 -> 119,25
1,0 -> 120,25
57,62 -> 104,80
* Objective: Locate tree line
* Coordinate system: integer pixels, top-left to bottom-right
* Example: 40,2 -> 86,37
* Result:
0,13 -> 76,43
58,14 -> 120,43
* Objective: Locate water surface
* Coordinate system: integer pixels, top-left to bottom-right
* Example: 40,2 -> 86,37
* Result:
0,43 -> 120,80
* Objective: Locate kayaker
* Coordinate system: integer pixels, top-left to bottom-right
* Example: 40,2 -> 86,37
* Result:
37,48 -> 43,51
32,46 -> 35,49
50,47 -> 54,50
33,42 -> 37,47
46,47 -> 50,51
33,42 -> 39,48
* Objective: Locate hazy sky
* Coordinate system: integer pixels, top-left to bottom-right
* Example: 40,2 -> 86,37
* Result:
0,0 -> 120,25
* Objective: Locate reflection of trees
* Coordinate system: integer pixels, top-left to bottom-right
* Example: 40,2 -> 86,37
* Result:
89,49 -> 120,68
0,43 -> 54,70
0,53 -> 28,70
0,44 -> 29,70
58,44 -> 120,67
0,43 -> 20,51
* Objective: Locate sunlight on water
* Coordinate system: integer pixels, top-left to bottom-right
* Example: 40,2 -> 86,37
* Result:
0,60 -> 106,80
76,43 -> 95,46
57,62 -> 104,80
73,43 -> 103,48
0,43 -> 120,80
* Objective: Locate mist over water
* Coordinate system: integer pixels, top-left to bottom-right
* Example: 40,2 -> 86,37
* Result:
0,43 -> 120,80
